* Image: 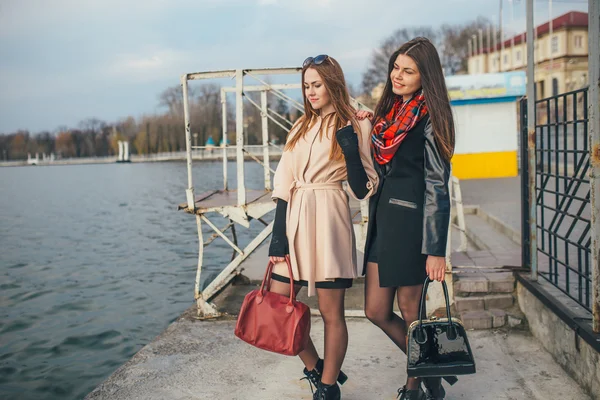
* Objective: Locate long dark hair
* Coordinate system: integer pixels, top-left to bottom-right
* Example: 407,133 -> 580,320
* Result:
373,37 -> 455,161
285,56 -> 358,161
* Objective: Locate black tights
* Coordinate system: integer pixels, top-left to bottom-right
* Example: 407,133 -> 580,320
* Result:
364,262 -> 424,390
269,280 -> 348,386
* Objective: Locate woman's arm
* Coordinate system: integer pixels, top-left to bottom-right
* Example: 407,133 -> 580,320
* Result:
422,120 -> 451,281
268,199 -> 289,260
336,120 -> 379,200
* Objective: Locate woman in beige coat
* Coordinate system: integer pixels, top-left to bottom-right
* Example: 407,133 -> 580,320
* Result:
268,55 -> 378,400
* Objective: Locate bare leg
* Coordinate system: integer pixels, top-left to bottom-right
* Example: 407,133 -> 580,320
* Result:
397,284 -> 424,391
364,262 -> 408,352
316,287 -> 347,386
269,279 -> 319,370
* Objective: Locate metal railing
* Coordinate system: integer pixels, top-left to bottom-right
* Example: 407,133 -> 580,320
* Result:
520,89 -> 592,312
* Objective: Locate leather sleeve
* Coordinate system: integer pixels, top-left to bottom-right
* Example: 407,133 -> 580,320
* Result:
421,120 -> 451,257
268,199 -> 289,257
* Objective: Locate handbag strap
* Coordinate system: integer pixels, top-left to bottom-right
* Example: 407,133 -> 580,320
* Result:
417,277 -> 453,330
258,255 -> 296,305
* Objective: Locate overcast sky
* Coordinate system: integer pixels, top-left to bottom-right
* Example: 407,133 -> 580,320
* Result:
0,0 -> 588,133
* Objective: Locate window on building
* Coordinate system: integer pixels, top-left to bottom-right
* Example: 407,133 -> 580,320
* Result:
552,78 -> 559,97
551,36 -> 559,53
504,54 -> 509,65
516,51 -> 521,62
537,81 -> 545,100
574,35 -> 583,48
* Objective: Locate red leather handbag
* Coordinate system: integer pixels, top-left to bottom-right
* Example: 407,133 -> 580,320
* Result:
234,256 -> 311,356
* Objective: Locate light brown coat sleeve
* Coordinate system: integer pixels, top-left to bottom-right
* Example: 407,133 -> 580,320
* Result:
272,148 -> 294,202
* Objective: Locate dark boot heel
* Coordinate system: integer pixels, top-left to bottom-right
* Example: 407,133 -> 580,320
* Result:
442,376 -> 458,386
336,370 -> 348,385
315,358 -> 348,385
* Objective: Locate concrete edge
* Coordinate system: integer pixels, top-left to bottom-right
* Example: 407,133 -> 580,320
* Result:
475,207 -> 522,245
461,205 -> 522,250
462,205 -> 490,251
516,277 -> 600,399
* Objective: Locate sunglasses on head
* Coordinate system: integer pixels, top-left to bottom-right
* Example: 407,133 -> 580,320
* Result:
302,54 -> 330,68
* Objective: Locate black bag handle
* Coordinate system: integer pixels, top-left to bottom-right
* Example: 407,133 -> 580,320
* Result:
415,277 -> 456,343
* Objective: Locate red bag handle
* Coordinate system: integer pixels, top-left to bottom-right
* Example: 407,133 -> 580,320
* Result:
257,256 -> 296,312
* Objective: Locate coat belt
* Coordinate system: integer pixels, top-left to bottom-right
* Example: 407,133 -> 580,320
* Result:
286,181 -> 344,296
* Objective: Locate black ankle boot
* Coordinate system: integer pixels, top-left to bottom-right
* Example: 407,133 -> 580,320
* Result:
397,385 -> 426,400
302,358 -> 348,393
314,382 -> 341,400
423,377 -> 445,400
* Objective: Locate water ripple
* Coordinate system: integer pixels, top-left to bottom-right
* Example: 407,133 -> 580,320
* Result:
0,162 -> 272,400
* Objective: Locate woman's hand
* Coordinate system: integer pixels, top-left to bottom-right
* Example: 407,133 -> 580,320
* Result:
335,124 -> 358,152
426,255 -> 446,282
269,255 -> 287,264
355,110 -> 373,120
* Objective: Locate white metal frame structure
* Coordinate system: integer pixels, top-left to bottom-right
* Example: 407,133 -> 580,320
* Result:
179,68 -> 305,318
178,67 -> 468,318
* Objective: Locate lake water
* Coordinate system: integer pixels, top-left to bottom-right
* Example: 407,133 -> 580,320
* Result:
0,161 -> 272,399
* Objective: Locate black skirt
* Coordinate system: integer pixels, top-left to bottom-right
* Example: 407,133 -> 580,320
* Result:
369,194 -> 427,287
271,273 -> 353,289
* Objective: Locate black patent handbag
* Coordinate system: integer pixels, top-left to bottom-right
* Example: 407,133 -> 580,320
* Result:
407,277 -> 476,378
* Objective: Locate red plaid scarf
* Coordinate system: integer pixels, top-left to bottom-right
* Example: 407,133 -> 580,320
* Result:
371,91 -> 428,165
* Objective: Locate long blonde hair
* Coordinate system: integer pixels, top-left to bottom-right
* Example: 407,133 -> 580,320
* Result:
285,56 -> 358,161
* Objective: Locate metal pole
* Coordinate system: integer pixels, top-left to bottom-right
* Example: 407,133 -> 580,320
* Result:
527,0 -> 538,281
587,0 -> 600,333
487,24 -> 491,72
235,69 -> 246,207
549,0 -> 553,85
221,89 -> 228,190
472,36 -> 478,72
181,74 -> 195,210
260,91 -> 271,190
500,0 -> 504,72
493,22 -> 498,71
510,0 -> 515,71
479,29 -> 484,56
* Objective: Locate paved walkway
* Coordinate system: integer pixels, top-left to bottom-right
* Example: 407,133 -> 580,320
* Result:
85,316 -> 591,400
460,177 -> 522,233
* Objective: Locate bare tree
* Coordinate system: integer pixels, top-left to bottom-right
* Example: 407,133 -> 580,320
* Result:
159,85 -> 198,116
440,16 -> 492,75
362,27 -> 439,95
361,17 -> 493,95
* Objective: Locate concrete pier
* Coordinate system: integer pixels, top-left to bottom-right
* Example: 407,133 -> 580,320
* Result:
85,314 -> 590,400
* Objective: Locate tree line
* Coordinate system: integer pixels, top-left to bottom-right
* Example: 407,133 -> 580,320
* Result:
0,17 -> 492,161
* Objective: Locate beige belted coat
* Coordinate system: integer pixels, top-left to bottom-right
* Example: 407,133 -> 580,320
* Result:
271,115 -> 378,296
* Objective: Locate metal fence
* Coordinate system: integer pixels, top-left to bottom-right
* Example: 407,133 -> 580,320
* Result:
520,89 -> 592,312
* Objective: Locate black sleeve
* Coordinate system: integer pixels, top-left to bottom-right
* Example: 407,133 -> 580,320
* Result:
268,199 -> 289,257
336,125 -> 370,199
421,120 -> 451,256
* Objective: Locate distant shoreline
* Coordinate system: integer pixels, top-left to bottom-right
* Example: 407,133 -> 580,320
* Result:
0,154 -> 282,168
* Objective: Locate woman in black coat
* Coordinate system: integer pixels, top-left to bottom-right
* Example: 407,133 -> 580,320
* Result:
354,37 -> 456,400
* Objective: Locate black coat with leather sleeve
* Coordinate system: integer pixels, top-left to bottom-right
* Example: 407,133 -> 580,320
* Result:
363,115 -> 451,287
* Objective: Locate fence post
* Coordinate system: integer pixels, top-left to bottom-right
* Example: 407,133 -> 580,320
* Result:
587,0 -> 600,333
520,98 -> 531,269
526,0 -> 538,281
235,69 -> 246,207
182,74 -> 195,210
